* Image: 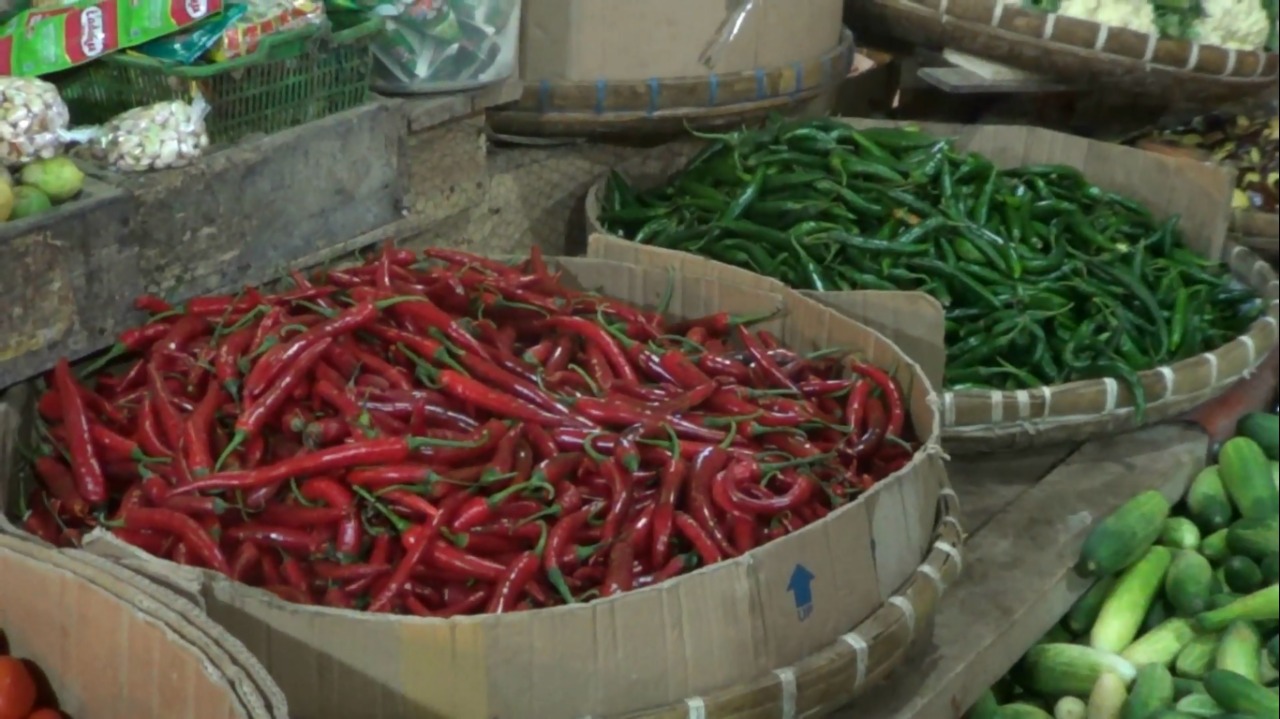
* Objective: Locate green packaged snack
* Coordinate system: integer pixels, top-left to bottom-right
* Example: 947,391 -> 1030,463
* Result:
0,0 -> 224,76
135,3 -> 244,64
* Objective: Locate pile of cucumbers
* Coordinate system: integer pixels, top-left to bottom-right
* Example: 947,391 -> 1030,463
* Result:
972,412 -> 1280,719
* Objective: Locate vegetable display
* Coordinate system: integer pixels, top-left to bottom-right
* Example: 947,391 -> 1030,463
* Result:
1019,0 -> 1278,50
969,412 -> 1280,719
15,246 -> 918,615
0,649 -> 61,719
598,119 -> 1265,416
1133,112 -> 1280,215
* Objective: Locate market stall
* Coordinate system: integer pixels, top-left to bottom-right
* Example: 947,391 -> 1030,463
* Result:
0,0 -> 1277,717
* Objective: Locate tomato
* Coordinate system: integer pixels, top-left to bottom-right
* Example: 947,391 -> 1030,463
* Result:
0,657 -> 36,719
26,709 -> 63,719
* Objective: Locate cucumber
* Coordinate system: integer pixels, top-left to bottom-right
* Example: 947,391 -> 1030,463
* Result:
1221,556 -> 1263,594
1142,599 -> 1172,634
1207,592 -> 1239,610
1199,530 -> 1232,565
1268,635 -> 1278,668
1142,712 -> 1191,719
1122,617 -> 1199,667
1185,467 -> 1234,533
1121,663 -> 1175,719
1165,550 -> 1215,616
1235,413 -> 1280,460
1225,516 -> 1279,561
1171,677 -> 1204,699
1160,517 -> 1202,550
1055,696 -> 1088,719
1260,553 -> 1279,585
1261,646 -> 1279,685
1068,577 -> 1120,635
1020,643 -> 1137,697
1202,668 -> 1280,714
1215,621 -> 1262,683
1217,437 -> 1280,520
1175,631 -> 1221,679
1078,491 -> 1172,578
970,690 -> 1000,719
1172,693 -> 1220,717
997,704 -> 1053,719
1089,672 -> 1130,719
1272,460 -> 1279,490
1092,546 -> 1174,653
1041,623 -> 1076,645
1196,584 -> 1280,631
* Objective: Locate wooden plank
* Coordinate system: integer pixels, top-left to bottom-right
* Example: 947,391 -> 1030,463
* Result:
917,67 -> 1074,95
400,78 -> 523,132
947,445 -> 1076,533
830,423 -> 1209,719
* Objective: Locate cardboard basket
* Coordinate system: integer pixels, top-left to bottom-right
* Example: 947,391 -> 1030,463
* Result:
582,121 -> 1280,453
0,256 -> 954,718
844,0 -> 1278,104
0,533 -> 288,719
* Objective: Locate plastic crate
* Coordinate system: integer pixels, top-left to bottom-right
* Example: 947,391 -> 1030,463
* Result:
57,17 -> 380,146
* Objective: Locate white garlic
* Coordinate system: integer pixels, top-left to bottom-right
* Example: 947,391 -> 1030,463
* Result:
0,78 -> 70,167
93,99 -> 210,172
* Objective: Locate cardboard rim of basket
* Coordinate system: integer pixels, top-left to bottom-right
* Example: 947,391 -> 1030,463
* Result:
614,482 -> 963,719
847,0 -> 1278,101
0,533 -> 288,719
0,255 -> 950,718
583,174 -> 1280,453
485,29 -> 854,137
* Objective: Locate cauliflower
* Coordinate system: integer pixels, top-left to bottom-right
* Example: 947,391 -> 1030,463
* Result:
1048,0 -> 1162,35
1194,0 -> 1272,49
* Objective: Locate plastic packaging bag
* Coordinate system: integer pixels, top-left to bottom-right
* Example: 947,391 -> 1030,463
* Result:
135,5 -> 250,64
70,96 -> 211,172
208,0 -> 327,62
0,77 -> 69,167
366,0 -> 520,94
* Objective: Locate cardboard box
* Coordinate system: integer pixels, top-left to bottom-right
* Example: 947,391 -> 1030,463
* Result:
1,257 -> 948,719
0,534 -> 288,719
519,0 -> 845,82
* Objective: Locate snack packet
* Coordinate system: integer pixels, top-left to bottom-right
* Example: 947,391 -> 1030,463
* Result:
135,3 -> 247,64
0,76 -> 69,166
207,0 -> 324,62
67,94 -> 210,171
0,0 -> 223,76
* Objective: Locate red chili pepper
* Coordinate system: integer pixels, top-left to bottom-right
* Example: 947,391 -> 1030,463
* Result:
650,452 -> 687,567
851,396 -> 888,461
673,511 -> 723,565
849,362 -> 906,439
686,446 -> 736,557
540,316 -> 638,383
368,490 -> 471,612
32,456 -> 91,519
120,507 -> 230,574
243,302 -> 378,400
486,552 -> 541,614
544,504 -> 600,604
225,523 -> 324,555
601,539 -> 635,597
52,359 -> 108,505
437,370 -> 584,427
218,338 -> 334,468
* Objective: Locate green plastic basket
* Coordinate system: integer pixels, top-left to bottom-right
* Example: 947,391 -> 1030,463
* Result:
57,17 -> 380,146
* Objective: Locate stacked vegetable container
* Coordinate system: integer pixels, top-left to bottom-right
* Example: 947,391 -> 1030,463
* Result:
0,248 -> 956,717
587,117 -> 1280,452
0,533 -> 288,719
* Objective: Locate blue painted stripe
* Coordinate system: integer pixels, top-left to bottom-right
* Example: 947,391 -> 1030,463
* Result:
793,62 -> 804,94
537,80 -> 551,113
754,68 -> 766,99
594,79 -> 607,114
647,77 -> 660,115
708,73 -> 719,106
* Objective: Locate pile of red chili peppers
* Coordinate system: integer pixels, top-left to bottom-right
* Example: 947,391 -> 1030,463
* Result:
19,245 -> 916,615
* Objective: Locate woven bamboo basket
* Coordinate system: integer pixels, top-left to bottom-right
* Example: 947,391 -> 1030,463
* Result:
615,483 -> 964,719
582,125 -> 1280,453
0,534 -> 289,719
486,30 -> 855,138
845,0 -> 1279,104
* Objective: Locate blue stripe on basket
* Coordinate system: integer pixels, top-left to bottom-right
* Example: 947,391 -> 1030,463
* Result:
594,79 -> 607,114
793,62 -> 804,94
537,80 -> 551,113
708,73 -> 719,106
647,77 -> 660,115
755,68 -> 766,98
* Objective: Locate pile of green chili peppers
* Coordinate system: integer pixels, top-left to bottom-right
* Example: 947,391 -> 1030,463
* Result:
598,118 -> 1265,421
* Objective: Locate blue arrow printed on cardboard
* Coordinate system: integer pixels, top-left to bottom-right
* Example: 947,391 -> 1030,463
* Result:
787,563 -> 816,621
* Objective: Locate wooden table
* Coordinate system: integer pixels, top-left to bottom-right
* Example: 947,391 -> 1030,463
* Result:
831,423 -> 1210,719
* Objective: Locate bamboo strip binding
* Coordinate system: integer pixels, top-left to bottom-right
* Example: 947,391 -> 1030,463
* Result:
846,0 -> 1278,102
486,31 -> 854,138
613,482 -> 964,719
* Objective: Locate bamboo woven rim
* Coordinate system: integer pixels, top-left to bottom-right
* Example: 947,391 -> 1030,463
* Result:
942,241 -> 1280,452
1233,208 -> 1280,240
486,30 -> 853,138
0,534 -> 289,719
612,482 -> 964,719
847,0 -> 1279,102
